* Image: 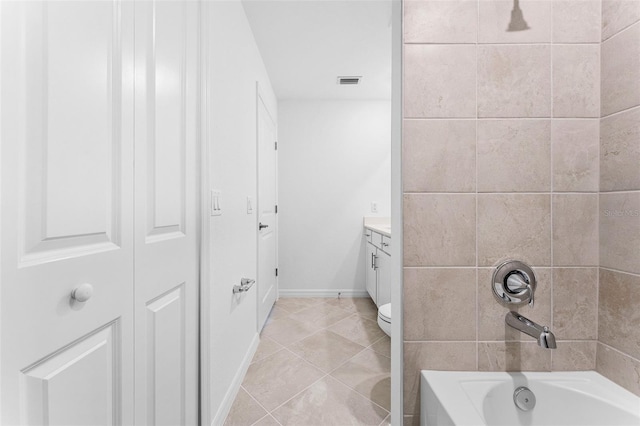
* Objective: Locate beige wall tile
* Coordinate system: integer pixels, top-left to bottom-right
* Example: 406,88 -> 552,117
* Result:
404,268 -> 476,341
596,342 -> 640,396
553,45 -> 600,118
478,0 -> 551,43
404,0 -> 478,43
478,268 -> 551,341
553,268 -> 598,340
601,22 -> 640,116
552,120 -> 599,192
477,120 -> 551,192
551,341 -> 597,370
599,268 -> 640,359
600,107 -> 640,191
553,194 -> 599,266
404,194 -> 476,266
553,0 -> 601,43
478,194 -> 551,266
404,342 -> 477,415
403,120 -> 476,192
600,192 -> 640,274
478,341 -> 552,371
602,0 -> 640,41
404,45 -> 476,118
478,45 -> 551,118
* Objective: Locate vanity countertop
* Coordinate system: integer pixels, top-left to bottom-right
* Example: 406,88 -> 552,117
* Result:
363,217 -> 391,237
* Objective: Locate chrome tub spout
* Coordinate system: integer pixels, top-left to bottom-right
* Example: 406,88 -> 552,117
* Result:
505,311 -> 557,349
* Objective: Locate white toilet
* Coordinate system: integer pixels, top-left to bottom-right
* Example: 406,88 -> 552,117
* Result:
377,303 -> 391,336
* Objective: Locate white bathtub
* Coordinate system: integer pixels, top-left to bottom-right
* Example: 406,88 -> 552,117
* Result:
420,370 -> 640,426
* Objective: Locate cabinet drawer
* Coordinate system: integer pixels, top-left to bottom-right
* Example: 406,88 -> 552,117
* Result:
380,235 -> 391,254
364,229 -> 373,243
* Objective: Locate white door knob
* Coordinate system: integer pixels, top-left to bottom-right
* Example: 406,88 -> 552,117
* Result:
71,283 -> 94,302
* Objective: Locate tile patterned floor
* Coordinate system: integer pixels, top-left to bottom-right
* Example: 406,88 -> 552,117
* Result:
224,297 -> 391,426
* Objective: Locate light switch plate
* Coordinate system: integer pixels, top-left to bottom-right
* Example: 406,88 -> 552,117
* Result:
247,196 -> 254,214
211,190 -> 222,216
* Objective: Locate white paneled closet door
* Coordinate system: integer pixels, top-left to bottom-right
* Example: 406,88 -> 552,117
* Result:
0,1 -> 136,424
1,0 -> 201,424
133,1 -> 200,425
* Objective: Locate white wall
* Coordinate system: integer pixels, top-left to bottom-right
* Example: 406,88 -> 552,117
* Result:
278,100 -> 391,295
204,1 -> 278,423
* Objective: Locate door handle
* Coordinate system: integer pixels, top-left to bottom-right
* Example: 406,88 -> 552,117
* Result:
259,223 -> 268,230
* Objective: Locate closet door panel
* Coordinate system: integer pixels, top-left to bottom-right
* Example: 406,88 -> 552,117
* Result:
0,1 -> 135,424
134,1 -> 200,424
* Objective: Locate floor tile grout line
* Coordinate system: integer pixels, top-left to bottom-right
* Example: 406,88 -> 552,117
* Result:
329,371 -> 391,415
249,414 -> 283,426
264,371 -> 332,417
288,307 -> 387,407
238,298 -> 389,424
378,414 -> 391,426
244,345 -> 332,419
241,385 -> 282,426
287,337 -> 368,373
267,300 -> 380,346
250,345 -> 287,366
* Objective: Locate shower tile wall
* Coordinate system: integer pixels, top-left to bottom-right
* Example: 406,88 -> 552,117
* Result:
597,2 -> 640,397
402,0 -> 602,420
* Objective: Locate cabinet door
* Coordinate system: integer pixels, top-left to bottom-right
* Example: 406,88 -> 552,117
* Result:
377,251 -> 392,306
365,242 -> 377,304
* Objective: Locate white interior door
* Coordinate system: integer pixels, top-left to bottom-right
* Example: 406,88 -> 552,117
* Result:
257,89 -> 278,331
133,1 -> 200,424
0,1 -> 135,424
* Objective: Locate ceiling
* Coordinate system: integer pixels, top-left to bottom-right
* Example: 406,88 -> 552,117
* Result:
242,0 -> 392,100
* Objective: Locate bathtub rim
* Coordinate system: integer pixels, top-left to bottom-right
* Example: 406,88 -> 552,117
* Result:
420,370 -> 640,426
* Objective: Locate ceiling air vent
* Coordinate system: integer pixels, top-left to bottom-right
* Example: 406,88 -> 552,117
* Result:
337,76 -> 362,85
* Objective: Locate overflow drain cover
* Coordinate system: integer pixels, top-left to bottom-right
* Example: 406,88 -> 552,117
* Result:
514,386 -> 536,411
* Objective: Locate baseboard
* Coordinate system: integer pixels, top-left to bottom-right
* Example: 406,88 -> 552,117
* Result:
211,332 -> 260,426
278,289 -> 369,298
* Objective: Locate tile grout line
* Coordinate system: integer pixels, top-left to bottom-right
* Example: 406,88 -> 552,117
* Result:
327,339 -> 392,413
475,0 -> 480,369
249,300 -> 390,422
598,266 -> 640,278
598,340 -> 640,363
262,346 -> 379,419
550,0 -> 554,366
241,386 -> 283,426
264,299 -> 389,422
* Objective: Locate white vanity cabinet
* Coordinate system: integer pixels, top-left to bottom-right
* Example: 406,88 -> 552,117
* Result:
366,240 -> 378,305
365,227 -> 391,307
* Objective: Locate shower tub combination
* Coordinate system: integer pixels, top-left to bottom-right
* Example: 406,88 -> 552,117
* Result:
421,370 -> 640,426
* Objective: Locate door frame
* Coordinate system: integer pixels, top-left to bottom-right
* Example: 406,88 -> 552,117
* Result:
198,1 -> 211,424
255,81 -> 278,332
390,0 -> 404,424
